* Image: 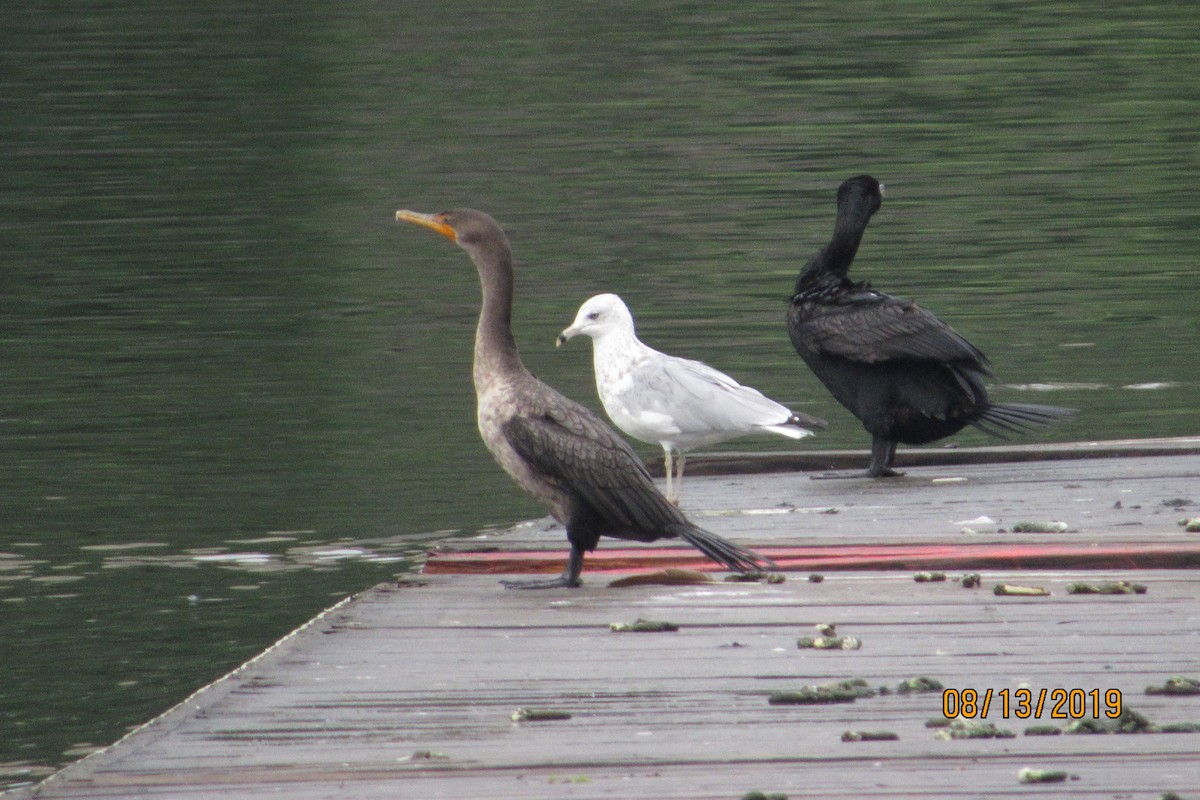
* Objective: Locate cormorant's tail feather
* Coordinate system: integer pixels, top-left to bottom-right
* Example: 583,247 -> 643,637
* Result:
668,523 -> 775,574
971,402 -> 1077,440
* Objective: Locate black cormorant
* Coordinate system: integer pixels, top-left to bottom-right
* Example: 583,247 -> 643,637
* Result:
787,176 -> 1075,477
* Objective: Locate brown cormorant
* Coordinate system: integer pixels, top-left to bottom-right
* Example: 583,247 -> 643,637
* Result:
397,208 -> 772,587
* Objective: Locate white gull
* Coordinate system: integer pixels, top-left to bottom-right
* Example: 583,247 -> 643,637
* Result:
558,293 -> 825,503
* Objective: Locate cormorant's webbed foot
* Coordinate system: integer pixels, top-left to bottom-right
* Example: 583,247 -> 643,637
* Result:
501,573 -> 582,590
867,437 -> 902,478
500,546 -> 584,590
865,465 -> 905,478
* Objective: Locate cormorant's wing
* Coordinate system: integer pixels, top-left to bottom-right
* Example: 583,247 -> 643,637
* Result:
501,387 -> 684,533
799,292 -> 991,369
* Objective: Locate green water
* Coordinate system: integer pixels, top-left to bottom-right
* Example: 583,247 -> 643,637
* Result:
1,1 -> 1197,787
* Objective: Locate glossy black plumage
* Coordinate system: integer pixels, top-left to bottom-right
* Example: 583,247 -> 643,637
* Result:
787,176 -> 1075,477
397,208 -> 771,587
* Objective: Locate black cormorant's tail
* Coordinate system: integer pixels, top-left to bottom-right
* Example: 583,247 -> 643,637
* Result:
667,522 -> 775,574
971,402 -> 1077,440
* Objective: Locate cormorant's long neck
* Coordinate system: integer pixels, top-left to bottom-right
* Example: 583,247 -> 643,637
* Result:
794,211 -> 868,295
471,245 -> 526,389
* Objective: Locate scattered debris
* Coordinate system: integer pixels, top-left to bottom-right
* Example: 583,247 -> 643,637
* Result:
956,515 -> 998,534
833,678 -> 875,697
993,583 -> 1051,597
1067,580 -> 1147,595
925,717 -> 954,728
769,679 -> 875,705
403,750 -> 449,761
768,688 -> 857,705
1180,517 -> 1200,532
511,708 -> 572,722
798,635 -> 861,650
935,720 -> 1016,740
954,515 -> 996,528
814,623 -> 836,637
959,572 -> 982,589
913,571 -> 947,583
1065,706 -> 1160,734
742,792 -> 788,800
1018,768 -> 1069,784
1023,725 -> 1062,736
1111,707 -> 1158,733
609,568 -> 713,587
393,579 -> 430,590
724,571 -> 786,584
808,573 -> 825,583
896,676 -> 944,694
1011,521 -> 1071,533
1163,498 -> 1193,508
956,515 -> 999,534
1146,676 -> 1200,696
841,730 -> 899,742
609,618 -> 678,633
547,774 -> 590,784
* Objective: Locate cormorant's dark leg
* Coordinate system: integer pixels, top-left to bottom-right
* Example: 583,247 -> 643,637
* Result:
501,543 -> 584,590
866,436 -> 903,477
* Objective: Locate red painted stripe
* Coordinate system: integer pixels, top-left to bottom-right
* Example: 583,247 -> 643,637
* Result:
422,542 -> 1200,574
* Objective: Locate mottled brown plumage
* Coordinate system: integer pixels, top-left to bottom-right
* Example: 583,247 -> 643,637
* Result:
396,208 -> 770,587
787,176 -> 1075,476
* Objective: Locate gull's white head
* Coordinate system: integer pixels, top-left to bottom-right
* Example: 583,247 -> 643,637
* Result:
557,293 -> 635,346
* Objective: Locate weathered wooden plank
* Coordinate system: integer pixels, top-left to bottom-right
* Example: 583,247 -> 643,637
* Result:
668,435 -> 1200,476
434,451 -> 1200,552
428,451 -> 1200,573
11,449 -> 1200,800
19,570 -> 1200,799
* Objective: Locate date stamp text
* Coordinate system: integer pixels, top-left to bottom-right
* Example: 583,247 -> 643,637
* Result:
942,688 -> 1122,720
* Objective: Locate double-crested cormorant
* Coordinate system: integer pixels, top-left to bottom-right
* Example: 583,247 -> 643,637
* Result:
787,176 -> 1076,477
558,292 -> 826,502
396,209 -> 772,587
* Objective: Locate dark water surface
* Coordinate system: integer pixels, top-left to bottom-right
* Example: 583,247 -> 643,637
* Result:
1,1 -> 1197,786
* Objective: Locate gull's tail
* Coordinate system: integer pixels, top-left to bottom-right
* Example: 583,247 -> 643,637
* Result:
762,410 -> 829,440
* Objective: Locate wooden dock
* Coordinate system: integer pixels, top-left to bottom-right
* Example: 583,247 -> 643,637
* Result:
9,439 -> 1200,799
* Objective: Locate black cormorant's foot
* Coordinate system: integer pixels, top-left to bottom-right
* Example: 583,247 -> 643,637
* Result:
502,546 -> 585,589
812,470 -> 877,481
866,466 -> 905,478
500,574 -> 582,590
867,438 -> 901,478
